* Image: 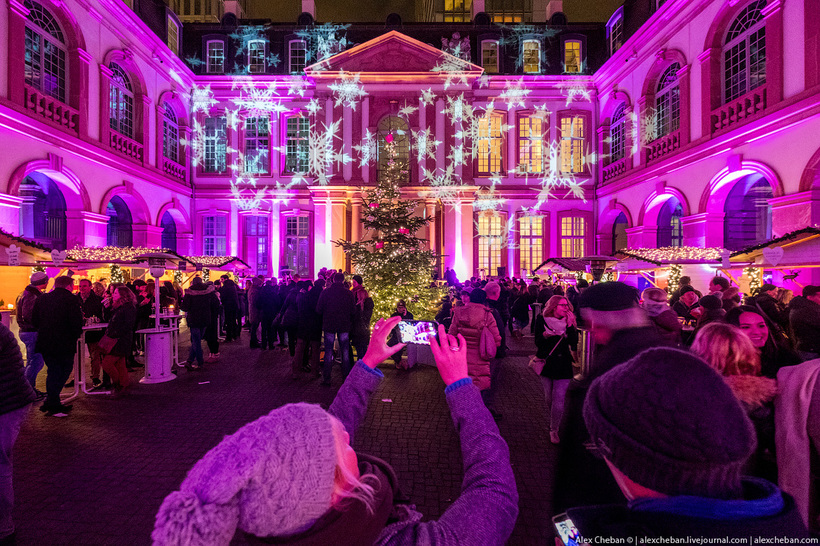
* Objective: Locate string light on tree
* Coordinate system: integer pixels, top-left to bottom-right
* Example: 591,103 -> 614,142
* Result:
336,134 -> 443,321
110,264 -> 124,284
667,264 -> 682,297
744,266 -> 762,294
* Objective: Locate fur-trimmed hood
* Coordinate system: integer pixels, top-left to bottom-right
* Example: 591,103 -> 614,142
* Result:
724,374 -> 778,408
185,284 -> 215,297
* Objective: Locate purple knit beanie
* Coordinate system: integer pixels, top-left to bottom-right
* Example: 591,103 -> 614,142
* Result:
152,403 -> 338,545
583,347 -> 756,499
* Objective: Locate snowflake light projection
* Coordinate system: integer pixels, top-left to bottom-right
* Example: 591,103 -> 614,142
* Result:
557,81 -> 593,107
497,24 -> 560,72
190,84 -> 217,114
420,88 -> 437,106
641,107 -> 659,147
412,127 -> 440,164
431,54 -> 474,90
286,77 -> 312,98
227,25 -> 280,75
441,33 -> 471,62
295,23 -> 351,71
499,78 -> 532,108
288,118 -> 352,186
229,81 -> 290,118
328,72 -> 367,110
353,129 -> 378,168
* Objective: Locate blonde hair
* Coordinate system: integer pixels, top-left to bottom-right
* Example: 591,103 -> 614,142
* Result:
776,288 -> 794,306
691,322 -> 761,377
543,295 -> 572,318
329,417 -> 380,514
641,287 -> 668,303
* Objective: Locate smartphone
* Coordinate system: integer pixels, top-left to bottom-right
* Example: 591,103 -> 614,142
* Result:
398,320 -> 438,345
553,513 -> 582,546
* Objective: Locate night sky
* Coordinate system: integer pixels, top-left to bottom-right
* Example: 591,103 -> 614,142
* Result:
248,0 -> 624,24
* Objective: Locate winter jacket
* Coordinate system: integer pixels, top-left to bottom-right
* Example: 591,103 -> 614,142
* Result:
486,298 -> 507,358
649,309 -> 682,345
510,293 -> 532,325
726,374 -> 778,480
0,322 -> 36,416
351,297 -> 374,345
448,303 -> 501,390
32,287 -> 83,357
78,292 -> 105,344
279,290 -> 300,329
533,315 -> 578,380
756,293 -> 788,330
104,302 -> 137,357
672,300 -> 700,322
316,283 -> 356,333
257,285 -> 281,319
789,296 -> 820,354
563,478 -> 811,539
247,284 -> 262,323
296,286 -> 323,340
15,284 -> 43,332
269,361 -> 518,545
181,285 -> 219,329
218,279 -> 239,310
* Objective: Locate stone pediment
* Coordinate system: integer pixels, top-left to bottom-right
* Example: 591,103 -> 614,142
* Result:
306,30 -> 483,80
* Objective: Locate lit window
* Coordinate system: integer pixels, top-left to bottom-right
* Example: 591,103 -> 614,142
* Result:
655,63 -> 681,139
518,113 -> 545,174
439,0 -> 472,22
523,40 -> 540,73
610,103 -> 626,162
203,215 -> 226,256
477,213 -> 504,276
482,41 -> 499,74
285,215 -> 310,277
109,62 -> 134,139
245,216 -> 269,275
378,116 -> 411,184
289,40 -> 307,74
564,40 -> 582,73
203,116 -> 227,173
519,216 -> 543,276
248,40 -> 266,74
167,15 -> 179,55
206,41 -> 225,74
23,0 -> 67,103
723,0 -> 766,103
607,8 -> 624,56
162,103 -> 180,164
244,117 -> 270,174
285,115 -> 309,174
560,215 -> 586,258
560,114 -> 586,174
477,112 -> 504,175
487,0 -> 530,23
657,199 -> 683,248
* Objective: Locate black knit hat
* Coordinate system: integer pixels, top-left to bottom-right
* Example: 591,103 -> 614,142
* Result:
680,285 -> 697,295
578,282 -> 639,311
699,294 -> 722,310
583,347 -> 756,499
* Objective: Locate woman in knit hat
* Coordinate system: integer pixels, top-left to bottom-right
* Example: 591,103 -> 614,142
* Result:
152,316 -> 518,545
640,287 -> 681,345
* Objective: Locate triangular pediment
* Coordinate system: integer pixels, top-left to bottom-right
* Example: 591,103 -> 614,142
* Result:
306,30 -> 483,79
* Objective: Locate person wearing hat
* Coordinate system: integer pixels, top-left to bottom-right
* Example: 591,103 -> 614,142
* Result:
789,285 -> 820,361
672,285 -> 702,323
151,316 -> 519,545
754,283 -> 789,332
693,294 -> 726,333
554,282 -> 669,513
557,347 -> 812,538
15,271 -> 49,397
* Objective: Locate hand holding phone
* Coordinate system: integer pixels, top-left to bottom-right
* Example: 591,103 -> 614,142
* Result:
398,320 -> 438,345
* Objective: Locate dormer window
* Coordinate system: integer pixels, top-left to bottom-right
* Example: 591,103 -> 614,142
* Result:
206,40 -> 224,74
289,40 -> 307,74
248,40 -> 266,74
481,41 -> 499,74
523,39 -> 540,73
607,7 -> 624,56
563,40 -> 582,73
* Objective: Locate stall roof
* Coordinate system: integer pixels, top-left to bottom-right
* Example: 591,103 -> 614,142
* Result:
182,256 -> 250,270
65,247 -> 250,271
729,227 -> 820,261
0,228 -> 54,265
534,257 -> 587,272
615,246 -> 728,266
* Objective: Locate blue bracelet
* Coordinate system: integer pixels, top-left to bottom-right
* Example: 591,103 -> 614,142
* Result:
444,377 -> 472,394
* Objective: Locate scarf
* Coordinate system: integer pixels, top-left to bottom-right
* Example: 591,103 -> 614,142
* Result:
544,316 -> 568,336
642,299 -> 670,318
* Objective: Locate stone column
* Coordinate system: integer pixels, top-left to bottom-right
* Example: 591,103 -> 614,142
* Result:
99,64 -> 114,149
132,225 -> 164,248
681,212 -> 725,248
0,194 -> 23,235
435,98 -> 445,176
66,211 -> 109,248
330,199 -> 347,271
697,49 -> 719,137
17,185 -> 38,240
351,198 -> 362,244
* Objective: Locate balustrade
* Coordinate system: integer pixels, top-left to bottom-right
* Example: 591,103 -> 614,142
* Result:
23,85 -> 79,134
602,157 -> 628,183
162,157 -> 186,182
109,131 -> 144,162
646,129 -> 681,163
711,84 -> 768,134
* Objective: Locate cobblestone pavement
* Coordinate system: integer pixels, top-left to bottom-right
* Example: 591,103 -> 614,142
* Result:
12,330 -> 557,545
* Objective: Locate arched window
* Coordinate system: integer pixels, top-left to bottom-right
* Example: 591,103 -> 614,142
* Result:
612,212 -> 628,254
106,196 -> 133,247
24,0 -> 67,103
657,198 -> 683,247
723,0 -> 766,103
109,62 -> 134,139
723,175 -> 772,250
162,103 -> 180,164
610,103 -> 626,161
378,116 -> 410,184
655,63 -> 680,139
161,211 -> 177,252
19,174 -> 67,250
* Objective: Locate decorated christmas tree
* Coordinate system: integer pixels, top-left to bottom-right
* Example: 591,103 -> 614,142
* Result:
337,135 -> 442,321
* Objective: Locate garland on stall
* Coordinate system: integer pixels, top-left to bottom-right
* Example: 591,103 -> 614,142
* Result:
110,264 -> 124,284
744,266 -> 762,294
667,264 -> 682,297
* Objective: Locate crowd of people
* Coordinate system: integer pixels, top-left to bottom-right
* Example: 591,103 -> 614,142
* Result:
3,267 -> 820,544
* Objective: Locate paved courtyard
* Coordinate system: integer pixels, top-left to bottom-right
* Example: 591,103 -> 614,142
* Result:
12,331 -> 557,545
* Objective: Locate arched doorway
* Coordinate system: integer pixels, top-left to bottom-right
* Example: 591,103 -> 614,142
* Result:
106,196 -> 132,247
612,212 -> 628,254
723,174 -> 772,250
378,115 -> 410,185
161,211 -> 176,252
19,173 -> 67,250
656,198 -> 683,247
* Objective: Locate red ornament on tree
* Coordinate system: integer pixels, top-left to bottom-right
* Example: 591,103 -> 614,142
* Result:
369,203 -> 379,208
385,133 -> 394,143
398,228 -> 409,234
375,241 -> 384,249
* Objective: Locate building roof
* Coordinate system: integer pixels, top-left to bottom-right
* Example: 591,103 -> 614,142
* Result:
615,247 -> 728,265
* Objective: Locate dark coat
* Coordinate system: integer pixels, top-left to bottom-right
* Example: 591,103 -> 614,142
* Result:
297,286 -> 324,340
218,279 -> 239,310
672,300 -> 700,322
181,285 -> 219,329
32,287 -> 83,357
351,297 -> 374,344
510,293 -> 532,324
78,292 -> 105,343
756,293 -> 788,330
316,283 -> 356,333
533,316 -> 578,379
555,326 -> 669,513
15,284 -> 43,332
279,290 -> 300,329
257,285 -> 281,319
649,309 -> 682,345
789,296 -> 820,354
104,302 -> 137,357
0,322 -> 36,416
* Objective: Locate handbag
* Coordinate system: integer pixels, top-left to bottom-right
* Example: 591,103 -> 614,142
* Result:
98,334 -> 117,354
479,311 -> 497,360
528,333 -> 565,376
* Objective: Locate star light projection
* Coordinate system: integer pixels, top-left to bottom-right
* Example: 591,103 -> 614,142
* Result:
183,23 -> 607,233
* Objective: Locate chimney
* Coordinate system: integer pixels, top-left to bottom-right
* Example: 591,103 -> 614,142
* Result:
221,0 -> 245,18
546,0 -> 563,20
471,0 -> 485,19
302,0 -> 316,18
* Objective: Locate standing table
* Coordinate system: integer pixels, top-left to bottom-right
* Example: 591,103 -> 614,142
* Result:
63,322 -> 110,403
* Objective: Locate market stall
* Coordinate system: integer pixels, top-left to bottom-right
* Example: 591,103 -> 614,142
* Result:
729,227 -> 820,292
613,246 -> 740,294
